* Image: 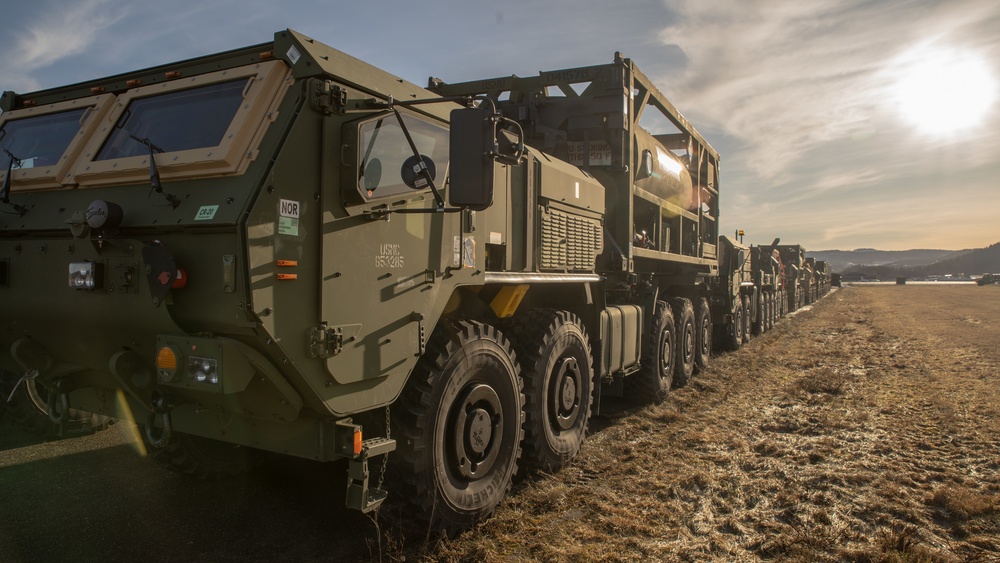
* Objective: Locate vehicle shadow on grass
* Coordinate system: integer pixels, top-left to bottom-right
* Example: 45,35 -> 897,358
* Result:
0,428 -> 392,563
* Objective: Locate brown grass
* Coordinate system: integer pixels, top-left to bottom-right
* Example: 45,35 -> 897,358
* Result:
389,285 -> 1000,561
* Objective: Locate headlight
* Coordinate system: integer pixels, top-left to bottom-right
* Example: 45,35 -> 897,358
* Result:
188,356 -> 219,385
69,262 -> 103,290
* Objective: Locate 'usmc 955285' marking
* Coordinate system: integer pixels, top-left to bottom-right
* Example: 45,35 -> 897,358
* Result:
376,243 -> 405,268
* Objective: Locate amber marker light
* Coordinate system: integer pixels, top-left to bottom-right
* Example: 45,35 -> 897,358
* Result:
276,273 -> 298,280
259,51 -> 274,60
126,79 -> 142,87
276,260 -> 298,267
156,346 -> 180,382
353,428 -> 363,456
164,71 -> 182,79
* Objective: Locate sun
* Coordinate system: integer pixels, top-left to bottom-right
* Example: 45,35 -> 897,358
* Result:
888,44 -> 998,135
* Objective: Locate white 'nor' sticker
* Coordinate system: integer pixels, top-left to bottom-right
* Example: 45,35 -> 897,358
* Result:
278,199 -> 300,236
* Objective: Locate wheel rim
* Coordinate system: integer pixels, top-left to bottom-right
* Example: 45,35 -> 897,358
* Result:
449,383 -> 503,481
549,356 -> 582,431
682,322 -> 695,365
699,318 -> 711,357
659,329 -> 673,382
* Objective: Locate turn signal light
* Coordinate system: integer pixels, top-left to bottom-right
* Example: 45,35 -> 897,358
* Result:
156,346 -> 179,382
353,428 -> 363,456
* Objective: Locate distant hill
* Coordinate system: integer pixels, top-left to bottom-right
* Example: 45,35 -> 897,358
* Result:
815,243 -> 1000,279
923,242 -> 1000,276
809,248 -> 970,273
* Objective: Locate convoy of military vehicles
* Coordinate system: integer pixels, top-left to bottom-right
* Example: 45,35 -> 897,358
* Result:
1,30 -> 832,534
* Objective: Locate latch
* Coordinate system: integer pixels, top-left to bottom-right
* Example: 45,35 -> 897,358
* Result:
310,79 -> 347,115
308,324 -> 345,358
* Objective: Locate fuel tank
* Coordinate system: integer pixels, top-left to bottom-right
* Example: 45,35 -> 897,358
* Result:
633,127 -> 694,210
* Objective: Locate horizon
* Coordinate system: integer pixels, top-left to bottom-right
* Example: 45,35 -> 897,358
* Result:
1,0 -> 998,251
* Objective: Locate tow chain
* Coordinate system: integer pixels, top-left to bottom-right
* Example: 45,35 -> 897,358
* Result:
5,370 -> 36,404
376,405 -> 391,493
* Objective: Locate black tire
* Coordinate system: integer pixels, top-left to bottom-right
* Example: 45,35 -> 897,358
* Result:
693,297 -> 712,374
391,320 -> 524,536
145,430 -> 258,480
751,293 -> 763,336
741,295 -> 752,344
625,300 -> 675,404
763,293 -> 772,332
726,300 -> 743,351
670,298 -> 696,388
505,309 -> 593,473
0,371 -> 114,439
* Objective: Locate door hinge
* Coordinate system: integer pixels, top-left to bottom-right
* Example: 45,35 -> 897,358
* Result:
308,324 -> 344,358
310,79 -> 347,115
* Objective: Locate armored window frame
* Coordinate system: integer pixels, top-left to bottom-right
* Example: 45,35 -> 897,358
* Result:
343,110 -> 450,204
72,60 -> 290,187
0,94 -> 114,191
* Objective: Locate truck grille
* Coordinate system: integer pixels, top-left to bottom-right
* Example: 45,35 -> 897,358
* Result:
539,208 -> 603,272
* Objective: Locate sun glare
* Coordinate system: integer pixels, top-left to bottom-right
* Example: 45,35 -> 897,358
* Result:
889,44 -> 998,135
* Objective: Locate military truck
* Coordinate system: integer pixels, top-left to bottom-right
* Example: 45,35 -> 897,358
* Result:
749,240 -> 782,336
814,260 -> 831,296
713,235 -> 753,350
776,244 -> 807,311
2,30 -> 724,533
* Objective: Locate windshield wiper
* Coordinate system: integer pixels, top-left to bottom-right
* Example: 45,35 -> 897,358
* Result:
1,148 -> 27,216
129,135 -> 180,209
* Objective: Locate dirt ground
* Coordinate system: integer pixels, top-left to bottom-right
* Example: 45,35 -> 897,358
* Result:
2,285 -> 997,562
416,285 -> 1000,561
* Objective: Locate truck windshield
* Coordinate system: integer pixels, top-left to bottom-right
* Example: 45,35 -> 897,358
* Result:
95,79 -> 248,160
0,109 -> 87,170
358,113 -> 449,200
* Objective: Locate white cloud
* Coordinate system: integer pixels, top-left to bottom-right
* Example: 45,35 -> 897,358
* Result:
659,0 -> 1000,179
659,0 -> 1000,249
0,0 -> 130,93
14,0 -> 129,69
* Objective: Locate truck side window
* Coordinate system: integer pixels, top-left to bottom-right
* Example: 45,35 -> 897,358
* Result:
356,113 -> 448,201
71,60 -> 290,188
95,79 -> 247,160
0,109 -> 86,169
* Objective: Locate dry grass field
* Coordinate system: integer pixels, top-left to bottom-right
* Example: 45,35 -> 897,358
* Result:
401,285 -> 1000,561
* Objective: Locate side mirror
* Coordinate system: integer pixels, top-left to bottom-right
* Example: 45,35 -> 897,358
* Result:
449,107 -> 495,211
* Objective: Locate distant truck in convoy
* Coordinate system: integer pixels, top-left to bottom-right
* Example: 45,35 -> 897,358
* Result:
0,30 -> 829,534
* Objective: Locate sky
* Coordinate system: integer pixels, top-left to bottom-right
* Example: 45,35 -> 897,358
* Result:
1,0 -> 997,251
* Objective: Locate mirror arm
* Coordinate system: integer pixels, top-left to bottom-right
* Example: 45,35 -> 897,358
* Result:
391,108 -> 446,210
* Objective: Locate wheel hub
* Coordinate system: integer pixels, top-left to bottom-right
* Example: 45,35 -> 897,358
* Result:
465,408 -> 492,456
683,327 -> 694,363
551,357 -> 582,431
659,332 -> 673,377
451,383 -> 503,480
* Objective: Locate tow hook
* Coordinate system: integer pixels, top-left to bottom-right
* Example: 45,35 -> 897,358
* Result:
144,392 -> 174,448
46,378 -> 71,424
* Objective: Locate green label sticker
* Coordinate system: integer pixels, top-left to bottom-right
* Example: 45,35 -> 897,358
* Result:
194,205 -> 219,221
278,216 -> 299,236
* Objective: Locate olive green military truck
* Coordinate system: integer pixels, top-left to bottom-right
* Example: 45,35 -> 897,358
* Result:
2,30 -> 721,534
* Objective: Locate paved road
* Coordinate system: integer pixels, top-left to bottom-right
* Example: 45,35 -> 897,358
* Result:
0,421 -> 386,562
